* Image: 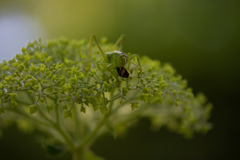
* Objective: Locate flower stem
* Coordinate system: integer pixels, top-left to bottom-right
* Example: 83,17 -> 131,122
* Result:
79,103 -> 121,149
73,149 -> 85,160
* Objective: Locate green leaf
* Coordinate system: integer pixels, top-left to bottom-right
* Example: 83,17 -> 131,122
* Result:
64,110 -> 72,118
81,106 -> 86,113
29,105 -> 38,115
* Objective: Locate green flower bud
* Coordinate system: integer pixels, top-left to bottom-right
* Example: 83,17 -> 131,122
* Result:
29,63 -> 35,72
160,81 -> 168,88
2,65 -> 9,71
40,64 -> 46,72
173,90 -> 178,95
21,47 -> 27,53
78,72 -> 85,80
55,62 -> 63,70
131,102 -> 140,110
5,75 -> 13,81
46,56 -> 52,62
24,82 -> 31,87
141,94 -> 149,103
16,54 -> 23,61
39,98 -> 45,103
122,87 -> 128,96
12,62 -> 19,68
91,68 -> 97,74
0,83 -> 3,89
164,64 -> 175,75
103,81 -> 111,92
158,75 -> 163,81
143,88 -> 150,94
82,88 -> 90,95
148,68 -> 153,72
151,91 -> 163,103
18,63 -> 25,72
34,52 -> 45,61
24,53 -> 31,61
9,93 -> 17,100
70,66 -> 77,75
151,72 -> 157,78
34,85 -> 40,90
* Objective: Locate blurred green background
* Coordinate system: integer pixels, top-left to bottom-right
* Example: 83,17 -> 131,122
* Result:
0,0 -> 240,159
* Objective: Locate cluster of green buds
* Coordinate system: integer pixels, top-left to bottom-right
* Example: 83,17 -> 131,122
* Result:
0,37 -> 212,158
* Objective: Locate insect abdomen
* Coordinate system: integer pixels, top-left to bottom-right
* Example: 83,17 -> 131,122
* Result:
116,67 -> 129,78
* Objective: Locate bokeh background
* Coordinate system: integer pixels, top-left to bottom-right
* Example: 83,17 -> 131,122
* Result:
0,0 -> 240,159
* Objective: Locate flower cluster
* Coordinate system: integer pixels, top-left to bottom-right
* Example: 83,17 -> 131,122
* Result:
0,37 -> 212,155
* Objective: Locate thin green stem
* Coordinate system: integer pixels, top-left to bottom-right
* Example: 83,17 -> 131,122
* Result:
79,114 -> 108,149
24,91 -> 75,150
79,98 -> 121,149
53,103 -> 75,149
54,124 -> 75,150
122,96 -> 133,104
9,110 -> 74,149
78,90 -> 117,149
11,109 -> 51,127
74,105 -> 81,146
37,105 -> 53,124
73,149 -> 85,160
108,94 -> 121,102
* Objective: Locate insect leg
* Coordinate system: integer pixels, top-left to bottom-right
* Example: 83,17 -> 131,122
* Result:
97,63 -> 120,84
106,64 -> 120,84
97,63 -> 111,81
114,34 -> 125,52
88,34 -> 109,69
127,54 -> 142,77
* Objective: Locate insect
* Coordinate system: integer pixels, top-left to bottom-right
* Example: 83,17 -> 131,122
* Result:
116,67 -> 129,78
88,34 -> 142,84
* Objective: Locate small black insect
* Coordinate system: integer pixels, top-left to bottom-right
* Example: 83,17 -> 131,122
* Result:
116,67 -> 129,78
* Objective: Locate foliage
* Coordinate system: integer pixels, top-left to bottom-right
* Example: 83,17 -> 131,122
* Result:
0,37 -> 212,160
